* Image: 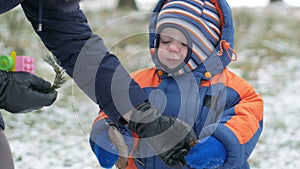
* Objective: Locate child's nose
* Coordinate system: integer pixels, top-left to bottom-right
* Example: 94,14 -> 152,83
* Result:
168,42 -> 180,53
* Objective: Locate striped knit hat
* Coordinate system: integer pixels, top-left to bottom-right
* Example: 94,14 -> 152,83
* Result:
152,0 -> 221,76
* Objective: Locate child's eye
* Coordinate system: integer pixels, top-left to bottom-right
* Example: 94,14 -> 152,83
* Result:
181,43 -> 188,47
161,40 -> 170,44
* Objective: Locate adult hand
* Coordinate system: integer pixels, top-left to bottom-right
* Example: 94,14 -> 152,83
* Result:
128,102 -> 197,169
185,136 -> 227,169
0,71 -> 57,113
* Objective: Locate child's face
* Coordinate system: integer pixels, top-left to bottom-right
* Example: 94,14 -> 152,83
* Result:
157,27 -> 188,70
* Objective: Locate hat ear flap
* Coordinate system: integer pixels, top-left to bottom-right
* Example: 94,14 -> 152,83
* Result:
149,0 -> 169,49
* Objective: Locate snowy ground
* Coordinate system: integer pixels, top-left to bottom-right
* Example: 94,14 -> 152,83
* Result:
4,56 -> 300,169
249,58 -> 300,169
1,2 -> 300,169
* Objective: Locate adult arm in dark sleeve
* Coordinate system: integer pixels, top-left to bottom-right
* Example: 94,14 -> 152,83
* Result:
20,0 -> 148,124
21,2 -> 197,167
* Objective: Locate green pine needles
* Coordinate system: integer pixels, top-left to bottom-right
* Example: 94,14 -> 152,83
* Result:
43,54 -> 67,92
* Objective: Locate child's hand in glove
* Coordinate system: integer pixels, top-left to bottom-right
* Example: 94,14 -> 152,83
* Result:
185,136 -> 227,169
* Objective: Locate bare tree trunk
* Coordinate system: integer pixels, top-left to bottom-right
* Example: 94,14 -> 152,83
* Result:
117,0 -> 138,10
270,0 -> 282,3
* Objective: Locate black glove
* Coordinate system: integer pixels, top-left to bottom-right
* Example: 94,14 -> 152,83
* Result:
128,102 -> 197,169
0,71 -> 57,113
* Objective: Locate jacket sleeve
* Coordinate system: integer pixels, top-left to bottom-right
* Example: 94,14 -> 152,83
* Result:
20,0 -> 97,76
20,0 -> 148,124
0,0 -> 20,14
200,69 -> 264,168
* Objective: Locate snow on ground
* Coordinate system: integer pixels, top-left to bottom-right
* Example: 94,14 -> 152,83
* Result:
1,2 -> 300,169
4,55 -> 300,169
249,58 -> 300,169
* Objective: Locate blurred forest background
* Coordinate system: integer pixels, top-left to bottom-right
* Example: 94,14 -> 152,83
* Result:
0,0 -> 300,169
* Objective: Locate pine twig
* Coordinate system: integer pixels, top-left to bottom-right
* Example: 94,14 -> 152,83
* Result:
42,54 -> 67,92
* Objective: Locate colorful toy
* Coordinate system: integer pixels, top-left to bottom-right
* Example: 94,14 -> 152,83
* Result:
0,51 -> 35,74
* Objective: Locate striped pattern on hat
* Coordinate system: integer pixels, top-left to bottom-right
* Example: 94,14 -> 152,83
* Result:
155,0 -> 221,75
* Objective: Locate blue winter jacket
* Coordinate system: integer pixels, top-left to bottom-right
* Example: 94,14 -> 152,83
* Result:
94,67 -> 263,169
121,66 -> 263,169
0,0 -> 148,130
92,0 -> 264,168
